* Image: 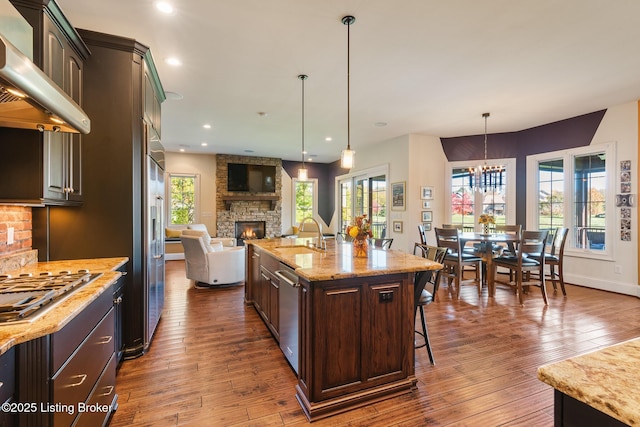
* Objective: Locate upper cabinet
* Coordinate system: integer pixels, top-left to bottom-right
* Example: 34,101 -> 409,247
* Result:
0,0 -> 89,205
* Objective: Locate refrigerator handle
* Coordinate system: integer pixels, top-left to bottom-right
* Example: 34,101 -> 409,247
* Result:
153,195 -> 164,259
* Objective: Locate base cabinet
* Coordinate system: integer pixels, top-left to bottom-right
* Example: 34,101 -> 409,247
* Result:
0,348 -> 15,427
554,391 -> 627,427
16,284 -> 117,427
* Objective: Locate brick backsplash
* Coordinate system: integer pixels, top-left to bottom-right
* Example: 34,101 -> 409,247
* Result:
0,206 -> 33,256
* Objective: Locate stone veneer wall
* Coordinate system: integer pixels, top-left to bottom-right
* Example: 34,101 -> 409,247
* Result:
216,154 -> 282,238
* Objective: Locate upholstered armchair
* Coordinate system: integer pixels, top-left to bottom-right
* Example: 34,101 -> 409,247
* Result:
180,230 -> 245,286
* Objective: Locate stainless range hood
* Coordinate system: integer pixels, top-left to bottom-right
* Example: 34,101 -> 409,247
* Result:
0,33 -> 91,134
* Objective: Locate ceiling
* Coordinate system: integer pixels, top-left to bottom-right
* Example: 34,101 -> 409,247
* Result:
56,0 -> 640,163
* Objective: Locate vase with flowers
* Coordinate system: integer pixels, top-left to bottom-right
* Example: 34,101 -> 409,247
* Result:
346,214 -> 373,257
478,214 -> 495,234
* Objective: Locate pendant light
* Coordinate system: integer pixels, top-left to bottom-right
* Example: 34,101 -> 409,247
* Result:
297,74 -> 309,181
340,15 -> 356,169
469,112 -> 503,192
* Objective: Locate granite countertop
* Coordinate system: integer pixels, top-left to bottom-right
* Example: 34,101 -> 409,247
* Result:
0,257 -> 128,356
537,338 -> 640,425
249,238 -> 442,281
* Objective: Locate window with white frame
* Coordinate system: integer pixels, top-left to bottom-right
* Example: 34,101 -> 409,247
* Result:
337,165 -> 389,238
527,143 -> 614,258
448,159 -> 516,230
169,173 -> 198,225
292,178 -> 318,226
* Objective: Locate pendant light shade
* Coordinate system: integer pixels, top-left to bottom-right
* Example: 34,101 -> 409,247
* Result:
297,74 -> 309,181
340,15 -> 356,169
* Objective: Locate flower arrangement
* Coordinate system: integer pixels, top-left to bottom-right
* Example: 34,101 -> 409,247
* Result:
347,214 -> 373,241
478,214 -> 495,225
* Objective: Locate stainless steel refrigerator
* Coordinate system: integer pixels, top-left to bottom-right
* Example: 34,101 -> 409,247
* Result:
145,126 -> 165,350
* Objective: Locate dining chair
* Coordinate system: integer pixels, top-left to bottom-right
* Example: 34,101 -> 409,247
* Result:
414,225 -> 428,255
413,245 -> 446,365
434,227 -> 483,298
492,230 -> 549,305
372,238 -> 393,249
530,227 -> 569,295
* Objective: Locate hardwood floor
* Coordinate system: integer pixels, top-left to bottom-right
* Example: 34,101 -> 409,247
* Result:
110,261 -> 640,426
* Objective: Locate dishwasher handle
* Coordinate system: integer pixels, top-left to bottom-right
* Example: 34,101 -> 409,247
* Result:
274,270 -> 300,288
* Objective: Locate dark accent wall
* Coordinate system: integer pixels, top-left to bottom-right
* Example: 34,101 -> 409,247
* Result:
441,110 -> 607,225
282,161 -> 342,226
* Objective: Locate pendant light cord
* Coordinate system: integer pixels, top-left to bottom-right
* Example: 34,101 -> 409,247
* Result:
347,19 -> 351,151
298,74 -> 308,168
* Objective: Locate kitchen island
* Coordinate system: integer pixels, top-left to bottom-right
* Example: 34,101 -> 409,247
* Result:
246,238 -> 442,421
537,338 -> 640,426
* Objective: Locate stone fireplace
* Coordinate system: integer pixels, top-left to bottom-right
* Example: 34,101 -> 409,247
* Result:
216,154 -> 282,239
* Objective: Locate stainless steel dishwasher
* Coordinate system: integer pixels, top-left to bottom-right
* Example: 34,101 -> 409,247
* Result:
275,263 -> 299,374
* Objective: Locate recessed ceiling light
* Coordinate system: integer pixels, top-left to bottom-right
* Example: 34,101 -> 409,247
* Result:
257,112 -> 268,117
166,57 -> 181,66
374,122 -> 387,127
155,2 -> 174,14
203,124 -> 211,129
201,142 -> 208,147
244,149 -> 254,153
302,150 -> 307,155
179,148 -> 185,152
325,136 -> 332,142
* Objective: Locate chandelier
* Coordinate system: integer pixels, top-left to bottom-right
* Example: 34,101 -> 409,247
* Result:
469,112 -> 503,192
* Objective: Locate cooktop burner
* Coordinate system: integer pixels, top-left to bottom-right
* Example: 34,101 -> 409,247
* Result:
0,270 -> 102,323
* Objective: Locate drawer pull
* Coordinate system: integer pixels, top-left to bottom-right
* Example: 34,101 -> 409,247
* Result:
98,336 -> 113,344
0,381 -> 3,389
68,374 -> 87,387
99,385 -> 115,397
113,296 -> 123,304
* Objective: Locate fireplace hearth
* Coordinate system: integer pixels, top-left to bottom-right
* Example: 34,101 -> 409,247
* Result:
235,221 -> 266,245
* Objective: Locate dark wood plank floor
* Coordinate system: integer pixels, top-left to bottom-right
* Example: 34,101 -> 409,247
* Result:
110,261 -> 640,426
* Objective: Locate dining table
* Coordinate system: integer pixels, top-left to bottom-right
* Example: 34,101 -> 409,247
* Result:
458,232 -> 521,296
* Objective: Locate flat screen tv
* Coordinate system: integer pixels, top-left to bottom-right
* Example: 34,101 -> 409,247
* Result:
227,163 -> 276,192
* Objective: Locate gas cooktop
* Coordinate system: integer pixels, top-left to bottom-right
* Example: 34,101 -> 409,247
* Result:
0,270 -> 102,324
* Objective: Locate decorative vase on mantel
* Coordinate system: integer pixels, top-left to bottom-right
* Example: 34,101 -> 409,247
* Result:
353,237 -> 369,258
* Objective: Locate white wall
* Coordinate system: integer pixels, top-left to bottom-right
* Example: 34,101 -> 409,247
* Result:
165,152 -> 218,234
562,102 -> 639,295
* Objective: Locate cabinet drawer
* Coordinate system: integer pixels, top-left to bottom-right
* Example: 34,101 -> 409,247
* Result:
0,347 -> 15,405
52,284 -> 114,372
53,309 -> 115,427
73,352 -> 117,427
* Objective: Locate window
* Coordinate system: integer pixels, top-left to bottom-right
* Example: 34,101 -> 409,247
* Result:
527,143 -> 614,258
337,165 -> 389,238
448,159 -> 516,230
169,174 -> 197,225
538,159 -> 564,232
292,178 -> 317,225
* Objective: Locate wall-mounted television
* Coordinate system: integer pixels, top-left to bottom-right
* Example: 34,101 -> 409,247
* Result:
227,163 -> 276,192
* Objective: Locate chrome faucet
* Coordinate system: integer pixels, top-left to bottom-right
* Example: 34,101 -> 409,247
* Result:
299,217 -> 326,250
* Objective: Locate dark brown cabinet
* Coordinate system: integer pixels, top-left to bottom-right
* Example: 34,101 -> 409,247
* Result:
16,283 -> 117,426
250,250 -> 280,340
0,0 -> 88,206
0,348 -> 15,427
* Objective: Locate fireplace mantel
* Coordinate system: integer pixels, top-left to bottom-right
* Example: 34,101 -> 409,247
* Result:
221,195 -> 279,210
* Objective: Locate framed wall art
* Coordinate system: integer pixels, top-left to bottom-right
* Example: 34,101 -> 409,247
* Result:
393,221 -> 403,233
421,211 -> 432,222
420,186 -> 433,200
391,181 -> 406,211
422,200 -> 431,209
423,222 -> 432,231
